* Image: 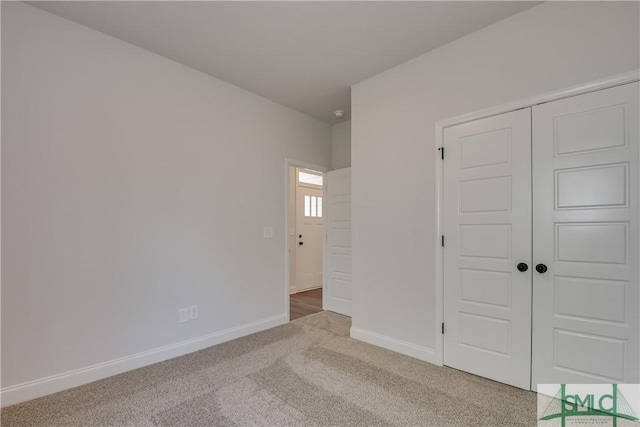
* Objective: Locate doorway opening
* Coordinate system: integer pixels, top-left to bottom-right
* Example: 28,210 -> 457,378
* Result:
287,165 -> 325,321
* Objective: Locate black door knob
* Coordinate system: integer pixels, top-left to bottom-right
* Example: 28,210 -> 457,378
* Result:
536,264 -> 548,274
299,241 -> 303,246
517,263 -> 528,272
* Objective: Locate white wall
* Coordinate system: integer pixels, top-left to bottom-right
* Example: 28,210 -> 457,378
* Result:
351,1 -> 639,361
331,120 -> 351,170
1,2 -> 331,402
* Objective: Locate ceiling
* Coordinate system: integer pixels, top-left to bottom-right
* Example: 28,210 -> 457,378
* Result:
28,1 -> 540,124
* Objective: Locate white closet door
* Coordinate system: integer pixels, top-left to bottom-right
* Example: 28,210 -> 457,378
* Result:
532,82 -> 639,387
324,167 -> 352,316
443,109 -> 532,389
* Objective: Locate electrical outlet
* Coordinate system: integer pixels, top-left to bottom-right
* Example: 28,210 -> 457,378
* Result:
179,308 -> 189,323
188,305 -> 198,320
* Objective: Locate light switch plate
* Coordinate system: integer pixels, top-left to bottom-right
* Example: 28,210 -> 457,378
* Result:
263,227 -> 273,239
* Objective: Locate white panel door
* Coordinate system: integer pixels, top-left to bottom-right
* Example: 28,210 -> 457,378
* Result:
324,168 -> 352,316
532,82 -> 639,386
295,185 -> 323,292
443,109 -> 533,389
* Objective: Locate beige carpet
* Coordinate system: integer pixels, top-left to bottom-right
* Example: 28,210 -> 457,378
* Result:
1,312 -> 537,426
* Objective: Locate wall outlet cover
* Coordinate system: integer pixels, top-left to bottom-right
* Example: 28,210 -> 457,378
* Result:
179,308 -> 189,323
188,305 -> 198,320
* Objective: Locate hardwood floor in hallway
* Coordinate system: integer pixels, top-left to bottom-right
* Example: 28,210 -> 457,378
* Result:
289,288 -> 323,321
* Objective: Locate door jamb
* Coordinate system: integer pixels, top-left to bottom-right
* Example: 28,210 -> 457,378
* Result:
434,70 -> 639,366
285,159 -> 328,320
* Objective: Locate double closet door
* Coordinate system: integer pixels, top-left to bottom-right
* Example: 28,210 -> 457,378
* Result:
443,82 -> 639,390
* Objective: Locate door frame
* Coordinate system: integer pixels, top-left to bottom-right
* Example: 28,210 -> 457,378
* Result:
433,70 -> 639,366
284,159 -> 328,319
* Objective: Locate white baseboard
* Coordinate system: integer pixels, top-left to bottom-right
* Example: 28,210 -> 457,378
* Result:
1,313 -> 288,408
350,327 -> 440,366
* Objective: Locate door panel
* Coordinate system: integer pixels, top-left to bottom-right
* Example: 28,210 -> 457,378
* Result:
443,109 -> 532,389
532,82 -> 639,386
324,168 -> 352,316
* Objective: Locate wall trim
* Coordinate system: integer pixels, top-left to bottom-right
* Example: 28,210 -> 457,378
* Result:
1,313 -> 288,408
350,327 -> 438,365
433,69 -> 640,368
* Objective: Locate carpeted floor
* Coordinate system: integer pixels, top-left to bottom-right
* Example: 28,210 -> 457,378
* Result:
1,312 -> 537,426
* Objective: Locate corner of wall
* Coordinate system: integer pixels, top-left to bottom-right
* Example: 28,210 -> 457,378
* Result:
331,120 -> 351,170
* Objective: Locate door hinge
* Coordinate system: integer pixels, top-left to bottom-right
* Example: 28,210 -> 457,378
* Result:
441,322 -> 445,334
441,235 -> 445,247
438,147 -> 444,160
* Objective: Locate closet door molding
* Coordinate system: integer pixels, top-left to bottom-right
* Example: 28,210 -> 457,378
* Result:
434,70 -> 639,368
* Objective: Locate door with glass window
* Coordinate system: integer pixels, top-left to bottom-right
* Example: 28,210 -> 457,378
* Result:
295,172 -> 323,292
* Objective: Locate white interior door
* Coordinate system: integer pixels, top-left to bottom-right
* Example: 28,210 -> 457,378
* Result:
295,183 -> 323,292
324,167 -> 352,316
443,109 -> 533,389
531,82 -> 639,387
